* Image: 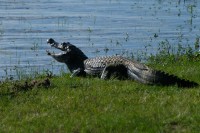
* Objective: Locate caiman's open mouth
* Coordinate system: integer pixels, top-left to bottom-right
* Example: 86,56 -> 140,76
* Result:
46,38 -> 66,56
47,38 -> 63,49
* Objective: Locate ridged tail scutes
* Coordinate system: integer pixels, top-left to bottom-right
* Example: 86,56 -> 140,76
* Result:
128,68 -> 198,88
153,70 -> 198,88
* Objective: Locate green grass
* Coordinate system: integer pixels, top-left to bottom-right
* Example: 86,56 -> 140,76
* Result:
1,57 -> 200,132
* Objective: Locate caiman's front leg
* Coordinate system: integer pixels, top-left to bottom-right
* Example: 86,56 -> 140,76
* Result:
101,64 -> 128,80
70,68 -> 86,77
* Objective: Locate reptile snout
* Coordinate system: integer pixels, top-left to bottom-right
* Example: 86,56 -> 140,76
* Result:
47,38 -> 55,44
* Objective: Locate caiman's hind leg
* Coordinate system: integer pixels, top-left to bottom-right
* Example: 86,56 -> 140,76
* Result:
101,64 -> 128,80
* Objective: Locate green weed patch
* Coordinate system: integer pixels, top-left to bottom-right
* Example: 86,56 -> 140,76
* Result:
1,58 -> 200,132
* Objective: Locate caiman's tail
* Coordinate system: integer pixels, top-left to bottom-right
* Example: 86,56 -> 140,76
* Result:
128,68 -> 198,88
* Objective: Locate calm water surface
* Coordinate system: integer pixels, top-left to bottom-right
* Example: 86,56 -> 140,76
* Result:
0,0 -> 200,80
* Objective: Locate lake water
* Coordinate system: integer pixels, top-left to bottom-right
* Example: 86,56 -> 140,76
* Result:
0,0 -> 200,80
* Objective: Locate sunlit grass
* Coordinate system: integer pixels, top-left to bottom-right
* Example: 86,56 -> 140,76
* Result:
1,36 -> 200,132
0,56 -> 200,132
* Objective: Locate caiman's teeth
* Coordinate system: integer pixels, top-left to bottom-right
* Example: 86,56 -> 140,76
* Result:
46,50 -> 51,55
50,43 -> 57,47
46,49 -> 57,55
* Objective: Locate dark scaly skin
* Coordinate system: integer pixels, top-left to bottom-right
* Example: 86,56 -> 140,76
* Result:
46,38 -> 198,87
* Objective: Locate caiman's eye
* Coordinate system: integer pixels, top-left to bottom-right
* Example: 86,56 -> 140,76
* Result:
62,45 -> 71,52
65,46 -> 69,50
61,42 -> 70,49
60,43 -> 66,49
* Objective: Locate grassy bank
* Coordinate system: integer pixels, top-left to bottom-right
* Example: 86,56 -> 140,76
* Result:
1,55 -> 200,133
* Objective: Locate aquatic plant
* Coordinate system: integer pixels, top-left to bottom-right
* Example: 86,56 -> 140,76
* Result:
187,4 -> 196,25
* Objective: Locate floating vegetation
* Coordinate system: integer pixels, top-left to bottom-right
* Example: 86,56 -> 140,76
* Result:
57,17 -> 68,27
124,32 -> 129,42
0,21 -> 4,36
187,4 -> 197,25
30,42 -> 39,51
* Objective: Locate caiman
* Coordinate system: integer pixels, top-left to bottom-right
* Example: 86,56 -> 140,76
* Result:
46,38 -> 198,88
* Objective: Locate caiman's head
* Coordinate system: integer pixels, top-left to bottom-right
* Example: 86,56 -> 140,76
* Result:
46,38 -> 88,72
